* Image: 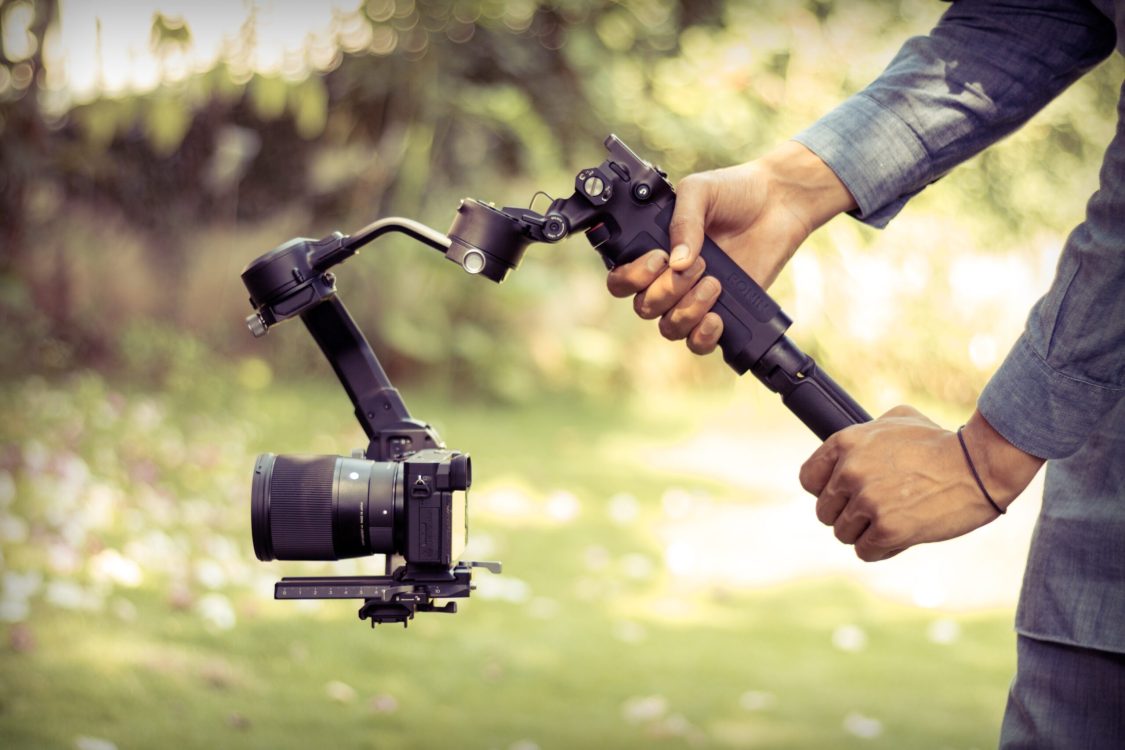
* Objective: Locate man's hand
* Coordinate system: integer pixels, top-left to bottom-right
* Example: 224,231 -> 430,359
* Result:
799,406 -> 1045,561
605,141 -> 856,354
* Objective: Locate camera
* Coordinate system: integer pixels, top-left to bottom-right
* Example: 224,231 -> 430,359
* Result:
250,449 -> 471,565
240,223 -> 501,627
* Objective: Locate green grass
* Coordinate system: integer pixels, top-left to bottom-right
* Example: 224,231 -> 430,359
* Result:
0,370 -> 1016,749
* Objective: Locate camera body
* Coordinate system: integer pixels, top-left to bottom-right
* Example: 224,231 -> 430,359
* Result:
250,449 -> 470,567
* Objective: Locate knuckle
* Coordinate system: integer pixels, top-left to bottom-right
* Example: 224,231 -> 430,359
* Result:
633,292 -> 656,320
884,404 -> 915,419
851,491 -> 878,521
658,313 -> 687,341
835,462 -> 860,488
676,172 -> 710,193
866,502 -> 882,524
832,429 -> 858,452
606,274 -> 629,297
798,466 -> 814,494
815,497 -> 836,525
685,336 -> 712,356
856,545 -> 880,563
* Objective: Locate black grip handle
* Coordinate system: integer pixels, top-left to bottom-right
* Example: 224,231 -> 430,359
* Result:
691,235 -> 873,438
568,135 -> 875,441
695,234 -> 791,374
781,358 -> 873,439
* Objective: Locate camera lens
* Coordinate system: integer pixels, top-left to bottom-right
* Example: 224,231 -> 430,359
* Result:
251,453 -> 401,562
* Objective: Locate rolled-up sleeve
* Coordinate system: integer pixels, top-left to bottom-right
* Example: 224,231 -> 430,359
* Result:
979,84 -> 1125,459
794,0 -> 1125,458
793,0 -> 1116,227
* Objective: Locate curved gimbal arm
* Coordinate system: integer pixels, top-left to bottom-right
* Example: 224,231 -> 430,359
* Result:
241,218 -> 466,460
310,217 -> 452,272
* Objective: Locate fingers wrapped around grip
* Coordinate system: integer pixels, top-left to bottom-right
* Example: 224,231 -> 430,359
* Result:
659,276 -> 721,340
605,248 -> 725,355
633,255 -> 706,320
606,249 -> 669,298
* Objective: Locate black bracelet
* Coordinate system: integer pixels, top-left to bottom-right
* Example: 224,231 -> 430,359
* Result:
957,425 -> 1005,515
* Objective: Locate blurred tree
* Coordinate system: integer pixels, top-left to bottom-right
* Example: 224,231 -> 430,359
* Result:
0,0 -> 1120,404
0,0 -> 56,269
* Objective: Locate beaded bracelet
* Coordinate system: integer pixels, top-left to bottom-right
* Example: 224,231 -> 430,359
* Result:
957,426 -> 1005,515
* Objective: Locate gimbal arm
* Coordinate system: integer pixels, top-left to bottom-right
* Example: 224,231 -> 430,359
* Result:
241,219 -> 459,460
308,217 -> 451,271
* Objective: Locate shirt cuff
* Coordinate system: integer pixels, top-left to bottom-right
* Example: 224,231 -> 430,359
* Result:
978,335 -> 1125,460
792,93 -> 931,229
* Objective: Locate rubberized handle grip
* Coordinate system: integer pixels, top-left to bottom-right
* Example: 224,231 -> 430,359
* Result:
695,234 -> 791,375
781,360 -> 873,440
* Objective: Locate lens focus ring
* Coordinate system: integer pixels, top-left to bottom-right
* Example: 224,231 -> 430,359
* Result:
259,454 -> 337,561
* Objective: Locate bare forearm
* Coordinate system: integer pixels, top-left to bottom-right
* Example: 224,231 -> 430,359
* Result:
756,140 -> 858,235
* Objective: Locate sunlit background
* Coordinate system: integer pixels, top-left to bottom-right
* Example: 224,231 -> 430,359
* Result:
1,1 -> 1121,748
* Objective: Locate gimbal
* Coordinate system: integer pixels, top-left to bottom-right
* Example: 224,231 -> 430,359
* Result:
240,135 -> 872,627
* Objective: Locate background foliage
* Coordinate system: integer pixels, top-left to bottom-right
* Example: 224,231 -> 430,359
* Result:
3,0 -> 1120,404
0,0 -> 1121,748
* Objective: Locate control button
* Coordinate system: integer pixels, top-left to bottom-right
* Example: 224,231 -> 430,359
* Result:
586,223 -> 612,248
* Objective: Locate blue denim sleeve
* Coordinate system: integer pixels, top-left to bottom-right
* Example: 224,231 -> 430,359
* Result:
793,0 -> 1116,227
792,0 -> 1124,458
979,81 -> 1125,459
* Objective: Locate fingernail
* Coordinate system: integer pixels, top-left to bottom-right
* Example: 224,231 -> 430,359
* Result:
695,277 -> 718,301
670,245 -> 690,265
700,316 -> 718,335
645,251 -> 667,274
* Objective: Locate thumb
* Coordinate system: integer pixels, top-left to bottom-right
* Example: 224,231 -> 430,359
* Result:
667,174 -> 711,271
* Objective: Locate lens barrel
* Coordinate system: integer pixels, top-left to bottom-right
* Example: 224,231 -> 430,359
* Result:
251,453 -> 401,561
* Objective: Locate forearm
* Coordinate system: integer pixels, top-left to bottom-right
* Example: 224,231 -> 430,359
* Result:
755,141 -> 858,234
960,409 -> 1045,509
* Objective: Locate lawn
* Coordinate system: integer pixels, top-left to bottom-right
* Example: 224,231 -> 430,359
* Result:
0,368 -> 1017,749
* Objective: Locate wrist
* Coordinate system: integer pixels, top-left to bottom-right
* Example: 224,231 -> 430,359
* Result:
961,410 -> 1045,509
756,140 -> 858,232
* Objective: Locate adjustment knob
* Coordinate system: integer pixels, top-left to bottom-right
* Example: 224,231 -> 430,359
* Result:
586,223 -> 612,248
543,214 -> 568,242
246,312 -> 268,338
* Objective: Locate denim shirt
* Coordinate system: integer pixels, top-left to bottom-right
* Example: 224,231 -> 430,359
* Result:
794,0 -> 1125,653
